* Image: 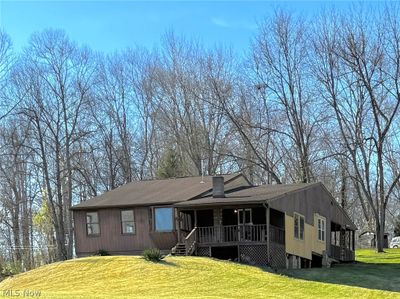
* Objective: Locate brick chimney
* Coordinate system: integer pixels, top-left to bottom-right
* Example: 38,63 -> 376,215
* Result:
212,176 -> 225,198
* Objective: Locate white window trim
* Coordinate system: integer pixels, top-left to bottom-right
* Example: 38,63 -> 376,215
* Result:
317,215 -> 326,242
121,209 -> 136,235
86,211 -> 100,236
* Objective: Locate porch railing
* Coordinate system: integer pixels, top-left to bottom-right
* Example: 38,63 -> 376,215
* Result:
330,244 -> 355,262
184,227 -> 197,256
270,225 -> 285,244
196,224 -> 284,244
343,248 -> 355,261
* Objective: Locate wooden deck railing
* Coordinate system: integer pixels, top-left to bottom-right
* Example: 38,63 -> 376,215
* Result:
343,248 -> 355,261
330,244 -> 341,260
196,224 -> 284,244
184,227 -> 197,256
330,244 -> 355,262
270,225 -> 285,245
197,226 -> 219,243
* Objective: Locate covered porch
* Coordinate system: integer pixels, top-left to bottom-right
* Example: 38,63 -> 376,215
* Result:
174,204 -> 286,266
177,206 -> 285,245
330,221 -> 355,262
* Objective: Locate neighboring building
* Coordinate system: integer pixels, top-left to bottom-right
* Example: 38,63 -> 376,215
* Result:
357,231 -> 375,249
358,231 -> 390,249
71,174 -> 356,269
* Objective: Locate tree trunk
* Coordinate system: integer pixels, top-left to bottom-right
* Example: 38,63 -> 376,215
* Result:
375,222 -> 384,253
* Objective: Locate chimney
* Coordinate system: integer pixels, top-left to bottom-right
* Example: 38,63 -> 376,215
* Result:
212,176 -> 225,198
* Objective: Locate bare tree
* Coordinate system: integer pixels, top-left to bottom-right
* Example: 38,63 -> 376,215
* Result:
251,11 -> 326,183
0,118 -> 35,271
0,31 -> 16,121
314,8 -> 400,251
13,29 -> 95,260
154,33 -> 232,176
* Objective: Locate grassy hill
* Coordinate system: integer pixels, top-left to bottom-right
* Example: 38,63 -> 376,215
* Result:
0,249 -> 399,299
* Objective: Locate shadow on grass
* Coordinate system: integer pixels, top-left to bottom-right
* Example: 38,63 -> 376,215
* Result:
279,262 -> 400,292
141,259 -> 180,267
70,258 -> 107,264
158,259 -> 180,267
60,256 -> 180,268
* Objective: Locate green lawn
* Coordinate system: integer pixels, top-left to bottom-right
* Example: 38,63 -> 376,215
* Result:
0,249 -> 399,299
283,249 -> 400,293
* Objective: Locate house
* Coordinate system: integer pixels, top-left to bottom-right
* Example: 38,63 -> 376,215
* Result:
71,174 -> 357,269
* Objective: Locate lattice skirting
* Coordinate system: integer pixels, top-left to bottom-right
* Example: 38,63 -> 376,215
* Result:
196,246 -> 211,257
196,243 -> 287,268
269,242 -> 286,268
238,244 -> 268,266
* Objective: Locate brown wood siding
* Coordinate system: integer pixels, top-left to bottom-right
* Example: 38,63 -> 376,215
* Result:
74,207 -> 177,256
268,184 -> 355,257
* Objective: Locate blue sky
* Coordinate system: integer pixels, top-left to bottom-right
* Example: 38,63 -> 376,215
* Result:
0,1 -> 374,54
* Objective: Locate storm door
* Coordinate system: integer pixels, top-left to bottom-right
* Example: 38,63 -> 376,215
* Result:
238,208 -> 252,241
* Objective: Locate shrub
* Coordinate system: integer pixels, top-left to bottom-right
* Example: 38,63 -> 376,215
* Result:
0,264 -> 19,277
143,248 -> 163,262
94,249 -> 110,256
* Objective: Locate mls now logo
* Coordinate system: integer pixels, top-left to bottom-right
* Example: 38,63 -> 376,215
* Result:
2,290 -> 42,297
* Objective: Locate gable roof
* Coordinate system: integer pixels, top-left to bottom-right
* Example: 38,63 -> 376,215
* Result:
175,182 -> 357,230
71,174 -> 240,210
174,183 -> 319,207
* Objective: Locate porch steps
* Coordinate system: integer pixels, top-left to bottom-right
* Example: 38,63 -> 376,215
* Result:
172,243 -> 187,256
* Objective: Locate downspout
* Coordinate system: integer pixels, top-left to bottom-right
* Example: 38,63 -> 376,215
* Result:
263,201 -> 270,265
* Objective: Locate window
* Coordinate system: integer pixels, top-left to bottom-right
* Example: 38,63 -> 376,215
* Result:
86,212 -> 100,236
121,210 -> 135,234
317,217 -> 326,242
154,207 -> 174,232
294,213 -> 305,240
300,216 -> 305,239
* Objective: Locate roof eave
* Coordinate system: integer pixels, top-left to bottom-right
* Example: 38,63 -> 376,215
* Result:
70,200 -> 183,211
174,200 -> 267,208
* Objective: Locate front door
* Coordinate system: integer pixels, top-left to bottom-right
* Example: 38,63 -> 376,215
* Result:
238,208 -> 252,240
238,208 -> 252,225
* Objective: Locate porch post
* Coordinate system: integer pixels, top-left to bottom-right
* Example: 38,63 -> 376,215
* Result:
334,227 -> 337,245
266,204 -> 270,263
194,209 -> 197,227
352,230 -> 355,251
348,230 -> 351,249
214,208 -> 221,242
340,227 -> 345,261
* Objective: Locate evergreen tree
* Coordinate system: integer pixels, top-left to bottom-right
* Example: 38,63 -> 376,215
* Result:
156,149 -> 185,179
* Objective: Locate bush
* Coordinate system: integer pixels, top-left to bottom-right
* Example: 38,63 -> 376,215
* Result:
94,249 -> 110,256
143,248 -> 163,262
0,264 -> 19,277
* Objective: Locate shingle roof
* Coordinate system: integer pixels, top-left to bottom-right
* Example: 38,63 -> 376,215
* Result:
174,183 -> 320,207
71,174 -> 239,210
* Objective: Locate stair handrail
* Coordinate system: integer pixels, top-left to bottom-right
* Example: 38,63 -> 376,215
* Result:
185,227 -> 197,256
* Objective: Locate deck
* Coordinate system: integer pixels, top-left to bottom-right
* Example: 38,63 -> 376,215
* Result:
330,244 -> 355,262
183,224 -> 285,246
